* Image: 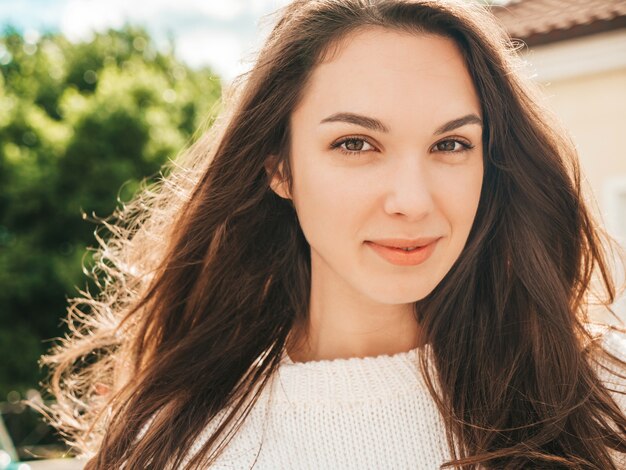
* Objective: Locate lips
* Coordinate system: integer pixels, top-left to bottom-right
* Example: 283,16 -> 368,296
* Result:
364,237 -> 441,266
366,237 -> 441,249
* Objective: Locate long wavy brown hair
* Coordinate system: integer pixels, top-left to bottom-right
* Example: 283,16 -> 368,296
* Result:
37,0 -> 626,468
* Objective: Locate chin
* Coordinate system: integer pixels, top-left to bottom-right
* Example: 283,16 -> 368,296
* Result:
360,281 -> 437,305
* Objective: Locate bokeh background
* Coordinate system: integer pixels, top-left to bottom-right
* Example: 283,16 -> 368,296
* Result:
0,0 -> 625,465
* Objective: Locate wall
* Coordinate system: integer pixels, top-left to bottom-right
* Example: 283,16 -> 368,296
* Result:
522,29 -> 626,321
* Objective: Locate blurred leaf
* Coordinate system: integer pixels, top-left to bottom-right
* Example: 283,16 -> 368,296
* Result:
0,25 -> 222,398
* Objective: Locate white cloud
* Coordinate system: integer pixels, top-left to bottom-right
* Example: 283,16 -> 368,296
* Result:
61,0 -> 248,40
43,0 -> 293,80
167,0 -> 246,20
175,29 -> 245,79
251,0 -> 292,15
61,0 -> 126,41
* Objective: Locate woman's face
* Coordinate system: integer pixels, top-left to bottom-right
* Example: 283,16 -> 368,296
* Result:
271,28 -> 484,304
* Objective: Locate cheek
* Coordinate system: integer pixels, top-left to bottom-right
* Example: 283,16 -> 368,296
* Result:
290,159 -> 366,245
433,160 -> 483,233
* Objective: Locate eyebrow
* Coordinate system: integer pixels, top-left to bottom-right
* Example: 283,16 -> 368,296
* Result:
319,112 -> 483,135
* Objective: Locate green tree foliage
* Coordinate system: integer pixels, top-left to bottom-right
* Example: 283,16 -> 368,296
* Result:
0,26 -> 222,398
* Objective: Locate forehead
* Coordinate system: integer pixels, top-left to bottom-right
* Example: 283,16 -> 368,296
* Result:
293,27 -> 481,130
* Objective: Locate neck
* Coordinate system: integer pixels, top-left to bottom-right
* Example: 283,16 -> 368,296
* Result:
286,254 -> 423,363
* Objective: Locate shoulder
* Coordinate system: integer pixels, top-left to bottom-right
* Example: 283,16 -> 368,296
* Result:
586,325 -> 626,421
587,326 -> 626,388
133,405 -> 260,469
603,328 -> 626,360
591,327 -> 626,466
589,326 -> 626,365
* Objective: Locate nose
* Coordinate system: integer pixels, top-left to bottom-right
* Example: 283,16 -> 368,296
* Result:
382,155 -> 435,222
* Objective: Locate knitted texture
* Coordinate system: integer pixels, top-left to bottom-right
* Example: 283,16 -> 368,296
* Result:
183,344 -> 450,469
179,331 -> 626,469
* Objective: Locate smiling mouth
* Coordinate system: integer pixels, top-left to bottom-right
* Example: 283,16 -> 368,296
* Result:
366,237 -> 442,248
364,238 -> 441,266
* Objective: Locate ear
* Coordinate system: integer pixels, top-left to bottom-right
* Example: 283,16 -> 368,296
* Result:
265,156 -> 291,200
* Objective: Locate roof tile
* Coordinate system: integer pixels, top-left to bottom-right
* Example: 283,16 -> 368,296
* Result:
492,0 -> 626,43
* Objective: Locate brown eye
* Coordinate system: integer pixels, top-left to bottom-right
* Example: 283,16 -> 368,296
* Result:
432,139 -> 473,153
436,140 -> 459,152
344,138 -> 365,151
331,136 -> 376,156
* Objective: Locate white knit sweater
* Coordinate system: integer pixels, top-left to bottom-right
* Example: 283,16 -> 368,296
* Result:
177,329 -> 626,469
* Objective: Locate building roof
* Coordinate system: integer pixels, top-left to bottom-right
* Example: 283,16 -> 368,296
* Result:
491,0 -> 626,46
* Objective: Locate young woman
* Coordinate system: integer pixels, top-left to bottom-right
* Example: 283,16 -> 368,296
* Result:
40,0 -> 626,468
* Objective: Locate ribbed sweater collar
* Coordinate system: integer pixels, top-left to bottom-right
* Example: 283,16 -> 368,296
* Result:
270,344 -> 434,404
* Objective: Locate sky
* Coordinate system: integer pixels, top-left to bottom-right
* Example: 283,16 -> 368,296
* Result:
0,0 -> 292,82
